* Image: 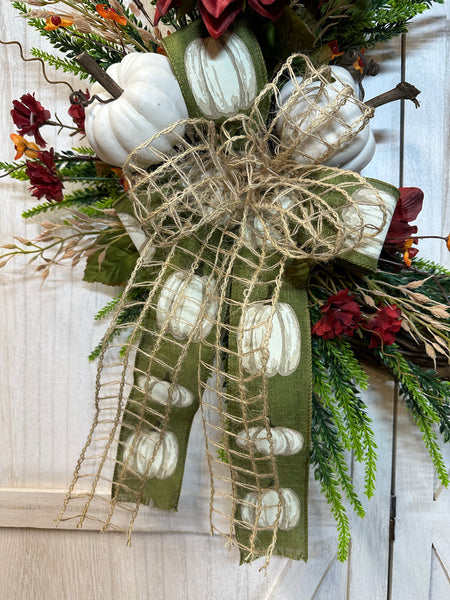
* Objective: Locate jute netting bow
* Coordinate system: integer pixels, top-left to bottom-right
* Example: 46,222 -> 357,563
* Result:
58,56 -> 395,566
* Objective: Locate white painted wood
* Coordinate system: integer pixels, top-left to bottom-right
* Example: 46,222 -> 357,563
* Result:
388,5 -> 450,600
403,4 -> 450,268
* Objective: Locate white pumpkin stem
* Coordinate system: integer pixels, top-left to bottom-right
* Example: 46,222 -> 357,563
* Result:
76,52 -> 124,99
365,82 -> 421,109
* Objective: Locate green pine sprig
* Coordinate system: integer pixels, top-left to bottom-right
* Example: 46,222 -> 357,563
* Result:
12,2 -> 125,71
310,334 -> 381,560
374,344 -> 450,486
29,48 -> 89,79
303,0 -> 444,49
310,394 -> 355,561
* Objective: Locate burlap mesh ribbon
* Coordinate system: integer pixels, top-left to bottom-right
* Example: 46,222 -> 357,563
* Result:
58,56 -> 390,566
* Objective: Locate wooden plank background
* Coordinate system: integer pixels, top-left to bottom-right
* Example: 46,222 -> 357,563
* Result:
0,2 -> 448,598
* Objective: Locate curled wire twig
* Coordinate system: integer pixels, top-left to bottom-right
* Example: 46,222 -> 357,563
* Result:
0,39 -> 75,92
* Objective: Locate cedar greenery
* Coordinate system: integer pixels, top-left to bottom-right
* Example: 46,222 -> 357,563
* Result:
12,2 -> 126,72
302,0 -> 445,49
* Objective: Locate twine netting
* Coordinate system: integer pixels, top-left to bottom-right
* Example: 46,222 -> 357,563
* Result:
58,56 -> 387,564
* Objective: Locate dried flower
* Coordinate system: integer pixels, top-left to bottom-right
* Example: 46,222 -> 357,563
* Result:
312,289 -> 361,340
365,305 -> 402,348
384,187 -> 424,264
25,149 -> 64,202
11,93 -> 50,147
327,40 -> 345,60
44,15 -> 74,30
95,3 -> 127,26
10,133 -> 40,160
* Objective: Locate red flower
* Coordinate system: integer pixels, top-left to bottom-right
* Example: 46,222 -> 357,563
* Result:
312,289 -> 361,340
365,305 -> 402,348
384,187 -> 424,262
11,93 -> 50,148
155,0 -> 285,38
25,149 -> 64,202
68,90 -> 89,134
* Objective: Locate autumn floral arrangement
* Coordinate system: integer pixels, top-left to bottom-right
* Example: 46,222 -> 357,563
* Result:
1,0 -> 449,566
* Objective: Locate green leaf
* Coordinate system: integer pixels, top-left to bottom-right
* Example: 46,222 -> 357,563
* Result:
274,5 -> 315,54
83,232 -> 139,286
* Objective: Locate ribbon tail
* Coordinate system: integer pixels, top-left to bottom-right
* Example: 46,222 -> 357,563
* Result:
112,230 -> 222,513
224,240 -> 311,564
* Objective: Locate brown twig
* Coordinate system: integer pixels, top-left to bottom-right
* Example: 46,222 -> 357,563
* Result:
76,52 -> 123,99
365,82 -> 421,109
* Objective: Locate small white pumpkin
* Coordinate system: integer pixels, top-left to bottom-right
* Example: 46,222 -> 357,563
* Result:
341,186 -> 399,259
275,66 -> 375,172
122,430 -> 178,479
239,302 -> 301,377
236,426 -> 304,456
137,375 -> 194,408
156,271 -> 219,341
85,53 -> 188,167
184,31 -> 258,120
241,488 -> 300,531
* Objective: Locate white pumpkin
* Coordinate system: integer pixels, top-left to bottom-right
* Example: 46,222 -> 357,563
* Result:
184,31 -> 258,120
122,430 -> 178,479
137,375 -> 194,408
239,302 -> 301,377
275,66 -> 376,172
241,488 -> 300,531
85,53 -> 188,167
341,186 -> 399,259
156,271 -> 219,341
236,426 -> 304,456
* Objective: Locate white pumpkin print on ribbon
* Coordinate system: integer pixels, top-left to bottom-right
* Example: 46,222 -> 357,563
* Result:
236,426 -> 304,456
85,53 -> 188,167
341,186 -> 399,259
156,271 -> 219,341
183,31 -> 258,120
136,375 -> 194,408
241,488 -> 301,531
275,66 -> 375,172
122,430 -> 179,479
239,302 -> 301,377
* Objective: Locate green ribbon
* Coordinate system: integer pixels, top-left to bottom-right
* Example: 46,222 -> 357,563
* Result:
162,18 -> 268,122
227,248 -> 311,562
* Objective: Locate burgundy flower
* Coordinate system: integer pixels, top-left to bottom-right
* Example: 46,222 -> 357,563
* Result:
365,305 -> 402,349
11,93 -> 51,148
198,0 -> 243,38
248,0 -> 285,21
155,0 -> 285,38
68,90 -> 89,134
154,0 -> 183,23
384,187 -> 424,257
312,289 -> 361,340
25,149 -> 64,202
